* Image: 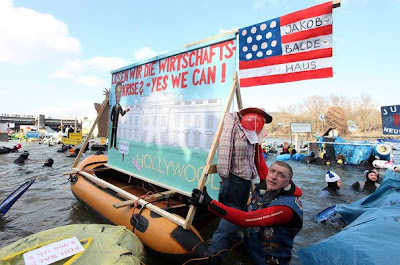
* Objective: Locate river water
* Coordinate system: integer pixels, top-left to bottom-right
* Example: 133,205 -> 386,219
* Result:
1,138 -> 398,265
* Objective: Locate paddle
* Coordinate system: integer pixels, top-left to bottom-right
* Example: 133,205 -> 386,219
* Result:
0,179 -> 36,217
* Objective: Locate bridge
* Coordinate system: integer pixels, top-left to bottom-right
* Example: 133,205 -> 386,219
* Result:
0,114 -> 81,131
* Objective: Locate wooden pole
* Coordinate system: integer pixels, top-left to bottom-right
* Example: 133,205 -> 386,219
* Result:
72,92 -> 109,168
75,169 -> 186,227
235,84 -> 243,110
333,0 -> 341,8
183,72 -> 239,230
184,29 -> 238,48
74,118 -> 77,133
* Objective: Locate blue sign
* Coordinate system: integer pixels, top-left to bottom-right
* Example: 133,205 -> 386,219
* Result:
26,131 -> 41,139
381,105 -> 400,135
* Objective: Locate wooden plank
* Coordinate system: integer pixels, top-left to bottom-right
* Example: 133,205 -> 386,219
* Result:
62,167 -> 110,176
183,72 -> 239,230
184,29 -> 238,48
113,200 -> 138,209
77,170 -> 186,227
105,163 -> 187,196
143,190 -> 176,200
72,91 -> 109,168
113,190 -> 177,209
235,84 -> 243,110
333,0 -> 341,8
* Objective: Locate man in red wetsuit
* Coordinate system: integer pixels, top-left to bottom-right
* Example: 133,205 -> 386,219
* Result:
189,161 -> 303,265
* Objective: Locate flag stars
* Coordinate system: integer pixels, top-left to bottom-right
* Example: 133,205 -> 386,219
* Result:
239,17 -> 282,61
261,42 -> 268,49
260,23 -> 267,31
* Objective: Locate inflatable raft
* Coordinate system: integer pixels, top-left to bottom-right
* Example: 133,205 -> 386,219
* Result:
69,155 -> 210,263
0,224 -> 145,265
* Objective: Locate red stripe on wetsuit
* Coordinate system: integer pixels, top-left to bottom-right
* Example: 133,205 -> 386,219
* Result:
209,201 -> 293,227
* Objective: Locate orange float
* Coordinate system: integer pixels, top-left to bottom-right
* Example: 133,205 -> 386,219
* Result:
69,154 -> 211,263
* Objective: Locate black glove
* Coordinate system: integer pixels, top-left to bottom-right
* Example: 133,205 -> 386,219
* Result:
188,187 -> 212,207
255,179 -> 267,192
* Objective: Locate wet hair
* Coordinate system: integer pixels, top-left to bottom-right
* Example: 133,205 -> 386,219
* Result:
271,161 -> 293,180
365,170 -> 378,182
43,158 -> 54,167
327,181 -> 340,190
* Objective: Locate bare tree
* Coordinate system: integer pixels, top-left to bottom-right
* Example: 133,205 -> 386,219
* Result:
353,95 -> 380,133
272,94 -> 384,137
299,96 -> 326,134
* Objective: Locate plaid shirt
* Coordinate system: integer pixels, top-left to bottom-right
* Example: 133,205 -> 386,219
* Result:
217,112 -> 257,181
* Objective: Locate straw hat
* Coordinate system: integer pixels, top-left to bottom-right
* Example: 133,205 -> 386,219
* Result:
376,144 -> 391,156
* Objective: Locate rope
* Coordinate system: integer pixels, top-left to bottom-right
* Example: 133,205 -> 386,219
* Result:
133,191 -> 154,208
181,240 -> 243,265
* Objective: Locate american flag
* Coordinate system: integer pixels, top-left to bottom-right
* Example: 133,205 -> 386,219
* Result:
239,2 -> 333,87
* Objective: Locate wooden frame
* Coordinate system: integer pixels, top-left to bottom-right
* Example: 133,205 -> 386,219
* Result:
68,0 -> 341,230
72,92 -> 110,168
184,72 -> 240,229
67,73 -> 241,230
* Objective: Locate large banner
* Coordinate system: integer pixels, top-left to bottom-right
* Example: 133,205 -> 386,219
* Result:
381,105 -> 400,135
108,35 -> 237,199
